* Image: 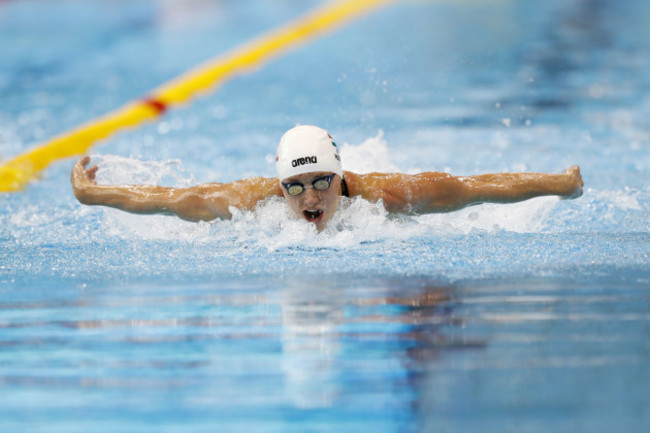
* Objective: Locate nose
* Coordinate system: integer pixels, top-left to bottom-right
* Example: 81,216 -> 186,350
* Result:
302,187 -> 321,205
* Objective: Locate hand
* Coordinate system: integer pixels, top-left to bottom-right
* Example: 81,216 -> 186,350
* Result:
562,165 -> 584,199
70,156 -> 99,202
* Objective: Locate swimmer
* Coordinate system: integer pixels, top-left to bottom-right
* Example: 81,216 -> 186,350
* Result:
71,125 -> 583,231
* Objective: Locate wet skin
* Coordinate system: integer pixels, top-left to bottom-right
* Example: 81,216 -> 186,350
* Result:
280,172 -> 342,231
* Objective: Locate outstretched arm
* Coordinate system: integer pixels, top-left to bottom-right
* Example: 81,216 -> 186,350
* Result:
345,165 -> 583,214
71,156 -> 281,221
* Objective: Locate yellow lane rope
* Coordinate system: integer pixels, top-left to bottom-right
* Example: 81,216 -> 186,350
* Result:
0,0 -> 395,193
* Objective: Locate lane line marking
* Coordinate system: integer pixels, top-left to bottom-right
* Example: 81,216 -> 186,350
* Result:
0,0 -> 394,192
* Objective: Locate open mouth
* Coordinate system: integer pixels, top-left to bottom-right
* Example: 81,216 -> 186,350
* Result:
303,209 -> 324,222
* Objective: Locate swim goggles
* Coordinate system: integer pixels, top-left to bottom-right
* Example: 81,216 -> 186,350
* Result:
281,173 -> 335,196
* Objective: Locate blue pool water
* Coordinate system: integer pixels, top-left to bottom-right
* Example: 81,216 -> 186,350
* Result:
1,0 -> 649,431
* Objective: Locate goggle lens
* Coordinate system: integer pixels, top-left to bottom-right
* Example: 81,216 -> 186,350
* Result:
283,174 -> 335,196
287,184 -> 304,196
313,178 -> 331,191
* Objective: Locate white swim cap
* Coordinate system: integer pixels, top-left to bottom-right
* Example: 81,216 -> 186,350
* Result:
276,125 -> 342,181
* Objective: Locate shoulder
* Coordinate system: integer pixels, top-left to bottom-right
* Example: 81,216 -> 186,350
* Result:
342,170 -> 458,213
342,171 -> 393,192
191,177 -> 280,195
188,177 -> 281,210
344,170 -> 449,193
229,176 -> 282,192
342,171 -> 409,209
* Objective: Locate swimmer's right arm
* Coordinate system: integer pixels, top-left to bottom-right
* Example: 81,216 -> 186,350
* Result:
70,156 -> 281,222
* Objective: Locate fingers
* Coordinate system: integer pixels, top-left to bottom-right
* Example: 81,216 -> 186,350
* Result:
73,156 -> 90,174
567,164 -> 581,175
87,164 -> 98,181
570,165 -> 583,187
562,165 -> 583,199
72,156 -> 98,184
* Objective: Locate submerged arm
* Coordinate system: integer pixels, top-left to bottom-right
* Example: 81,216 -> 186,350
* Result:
71,156 -> 280,221
346,165 -> 583,214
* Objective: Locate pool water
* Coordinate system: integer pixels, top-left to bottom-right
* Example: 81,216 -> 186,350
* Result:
1,0 -> 649,431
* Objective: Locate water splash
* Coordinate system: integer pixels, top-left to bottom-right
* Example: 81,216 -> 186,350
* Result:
93,154 -> 196,187
224,196 -> 423,251
339,130 -> 401,174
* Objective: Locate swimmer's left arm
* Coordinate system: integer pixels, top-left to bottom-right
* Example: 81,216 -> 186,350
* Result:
345,166 -> 584,214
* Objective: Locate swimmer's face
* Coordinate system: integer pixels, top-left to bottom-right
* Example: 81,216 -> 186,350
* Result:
280,172 -> 342,231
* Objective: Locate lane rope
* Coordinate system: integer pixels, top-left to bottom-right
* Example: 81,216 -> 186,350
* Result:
0,0 -> 394,192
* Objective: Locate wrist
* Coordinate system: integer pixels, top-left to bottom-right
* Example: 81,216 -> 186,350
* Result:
73,182 -> 96,204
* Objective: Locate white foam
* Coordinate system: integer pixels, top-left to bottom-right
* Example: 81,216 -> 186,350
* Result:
220,194 -> 555,252
596,189 -> 642,211
102,210 -> 212,241
222,196 -> 424,251
417,197 -> 558,234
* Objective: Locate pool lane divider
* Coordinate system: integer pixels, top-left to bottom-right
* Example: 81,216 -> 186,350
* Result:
0,0 -> 395,193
